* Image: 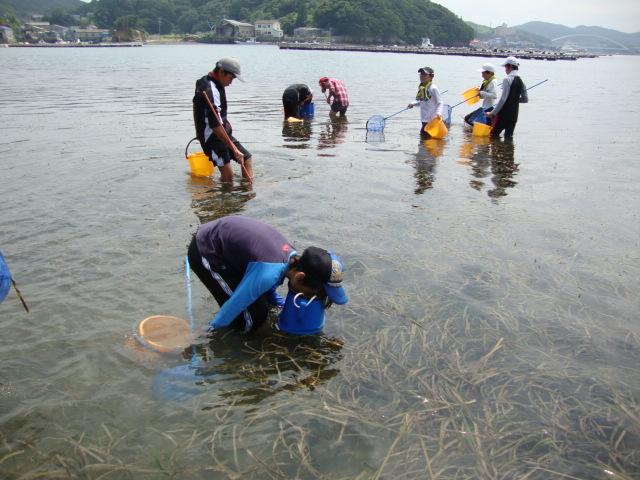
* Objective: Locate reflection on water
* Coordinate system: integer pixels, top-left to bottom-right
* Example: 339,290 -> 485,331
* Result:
157,328 -> 344,406
188,176 -> 255,224
458,132 -> 519,198
411,139 -> 445,194
318,116 -> 348,151
281,120 -> 312,149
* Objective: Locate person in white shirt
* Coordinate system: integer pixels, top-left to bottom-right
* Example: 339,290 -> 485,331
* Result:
464,63 -> 498,126
487,56 -> 528,139
407,66 -> 443,137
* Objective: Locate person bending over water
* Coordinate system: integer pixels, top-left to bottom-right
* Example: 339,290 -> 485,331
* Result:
187,216 -> 348,335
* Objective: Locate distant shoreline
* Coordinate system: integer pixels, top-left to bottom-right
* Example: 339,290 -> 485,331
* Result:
8,42 -> 143,48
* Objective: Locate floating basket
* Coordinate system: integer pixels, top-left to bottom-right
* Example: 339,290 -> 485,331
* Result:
472,121 -> 492,137
135,315 -> 192,354
185,138 -> 214,177
424,117 -> 448,139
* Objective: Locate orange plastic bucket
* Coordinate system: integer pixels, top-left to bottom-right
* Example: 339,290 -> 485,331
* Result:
424,117 -> 448,139
472,121 -> 492,137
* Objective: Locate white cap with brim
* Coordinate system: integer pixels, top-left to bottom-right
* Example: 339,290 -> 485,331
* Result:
501,56 -> 519,67
216,57 -> 244,81
477,63 -> 496,73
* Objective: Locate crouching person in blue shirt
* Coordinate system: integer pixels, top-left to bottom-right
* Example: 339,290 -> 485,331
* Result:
187,215 -> 348,335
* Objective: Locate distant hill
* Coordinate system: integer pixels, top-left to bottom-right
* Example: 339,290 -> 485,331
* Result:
467,20 -> 550,46
514,21 -> 640,50
0,0 -> 84,17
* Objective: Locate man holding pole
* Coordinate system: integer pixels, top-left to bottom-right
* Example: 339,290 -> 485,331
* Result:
193,58 -> 253,182
486,56 -> 528,139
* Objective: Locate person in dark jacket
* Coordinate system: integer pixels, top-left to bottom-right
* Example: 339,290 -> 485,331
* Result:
193,58 -> 253,182
187,216 -> 348,334
486,56 -> 528,139
282,84 -> 313,121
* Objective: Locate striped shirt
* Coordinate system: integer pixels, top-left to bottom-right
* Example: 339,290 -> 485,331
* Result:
323,78 -> 349,107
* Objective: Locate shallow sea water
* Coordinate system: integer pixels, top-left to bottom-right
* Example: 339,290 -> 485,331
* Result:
1,45 -> 639,479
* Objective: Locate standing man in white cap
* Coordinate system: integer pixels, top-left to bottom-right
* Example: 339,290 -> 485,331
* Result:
464,63 -> 497,126
486,56 -> 528,139
193,57 -> 254,182
407,66 -> 443,137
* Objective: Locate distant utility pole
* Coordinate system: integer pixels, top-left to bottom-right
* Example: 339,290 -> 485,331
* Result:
158,17 -> 161,35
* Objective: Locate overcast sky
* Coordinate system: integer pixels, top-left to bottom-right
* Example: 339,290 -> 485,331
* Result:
434,0 -> 640,33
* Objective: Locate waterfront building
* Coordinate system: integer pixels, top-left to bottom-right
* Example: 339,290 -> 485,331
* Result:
255,20 -> 284,40
218,19 -> 255,40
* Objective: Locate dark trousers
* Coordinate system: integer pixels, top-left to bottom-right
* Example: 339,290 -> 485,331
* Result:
187,236 -> 269,332
491,114 -> 517,139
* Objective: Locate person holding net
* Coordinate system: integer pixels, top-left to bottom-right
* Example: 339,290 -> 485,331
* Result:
407,66 -> 444,137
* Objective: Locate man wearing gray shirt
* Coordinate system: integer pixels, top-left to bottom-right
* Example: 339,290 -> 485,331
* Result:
487,57 -> 528,139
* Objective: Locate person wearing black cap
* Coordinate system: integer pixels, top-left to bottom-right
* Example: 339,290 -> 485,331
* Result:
486,56 -> 528,139
187,215 -> 348,334
193,57 -> 253,182
407,66 -> 443,137
282,84 -> 313,121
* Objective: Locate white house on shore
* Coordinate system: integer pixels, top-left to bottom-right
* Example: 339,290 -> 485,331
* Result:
254,20 -> 283,39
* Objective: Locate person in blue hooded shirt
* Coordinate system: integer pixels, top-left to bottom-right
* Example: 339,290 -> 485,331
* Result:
187,216 -> 348,334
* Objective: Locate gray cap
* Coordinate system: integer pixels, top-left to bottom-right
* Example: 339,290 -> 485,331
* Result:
418,66 -> 434,75
216,57 -> 243,81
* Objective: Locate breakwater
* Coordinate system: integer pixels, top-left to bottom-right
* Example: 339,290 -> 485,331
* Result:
8,42 -> 143,48
279,42 -> 596,61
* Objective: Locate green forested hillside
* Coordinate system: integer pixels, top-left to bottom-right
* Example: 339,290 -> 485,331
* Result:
0,0 -> 84,16
4,0 -> 472,45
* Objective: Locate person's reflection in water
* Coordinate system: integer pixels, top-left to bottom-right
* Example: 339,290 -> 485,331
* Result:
179,328 -> 344,405
487,139 -> 518,198
318,116 -> 348,151
457,132 -> 518,199
458,132 -> 492,191
282,120 -> 312,149
412,138 -> 444,194
187,176 -> 255,224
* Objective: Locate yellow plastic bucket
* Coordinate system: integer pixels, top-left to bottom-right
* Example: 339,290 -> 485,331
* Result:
187,151 -> 214,177
462,87 -> 480,105
472,121 -> 492,137
185,137 -> 214,177
424,117 -> 448,139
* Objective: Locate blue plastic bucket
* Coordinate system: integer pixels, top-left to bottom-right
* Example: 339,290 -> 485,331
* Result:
300,102 -> 315,118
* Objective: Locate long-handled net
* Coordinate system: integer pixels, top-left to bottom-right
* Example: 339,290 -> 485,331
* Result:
367,90 -> 449,132
366,115 -> 386,132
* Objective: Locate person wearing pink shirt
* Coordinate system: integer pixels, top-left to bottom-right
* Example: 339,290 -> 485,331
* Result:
319,77 -> 349,117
